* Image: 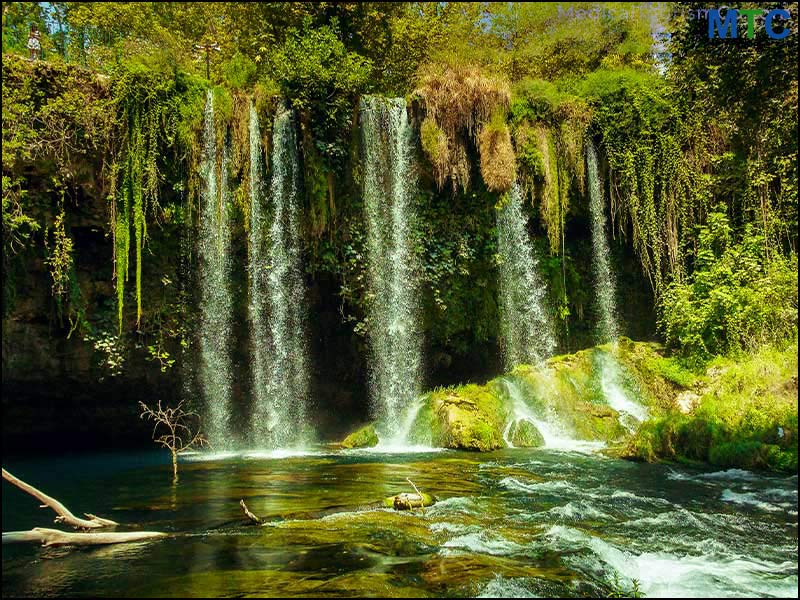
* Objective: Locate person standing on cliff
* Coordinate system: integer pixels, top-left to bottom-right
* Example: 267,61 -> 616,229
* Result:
27,24 -> 41,60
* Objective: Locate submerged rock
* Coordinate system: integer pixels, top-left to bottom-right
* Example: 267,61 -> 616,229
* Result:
340,424 -> 379,449
508,419 -> 544,448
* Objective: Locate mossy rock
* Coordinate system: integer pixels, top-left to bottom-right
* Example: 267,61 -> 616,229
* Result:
408,341 -> 689,451
382,492 -> 436,510
508,419 -> 545,448
427,384 -> 509,451
340,424 -> 379,449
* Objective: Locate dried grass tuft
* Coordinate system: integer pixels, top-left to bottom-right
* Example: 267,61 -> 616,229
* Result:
478,116 -> 516,193
414,63 -> 511,191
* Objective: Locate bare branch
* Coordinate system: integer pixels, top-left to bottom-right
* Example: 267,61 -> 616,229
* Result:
2,469 -> 118,530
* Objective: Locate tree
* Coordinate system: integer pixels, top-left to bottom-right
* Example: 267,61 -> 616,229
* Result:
139,400 -> 207,482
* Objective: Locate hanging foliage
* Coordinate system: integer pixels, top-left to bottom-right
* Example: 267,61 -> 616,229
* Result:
414,62 -> 510,191
109,63 -> 205,332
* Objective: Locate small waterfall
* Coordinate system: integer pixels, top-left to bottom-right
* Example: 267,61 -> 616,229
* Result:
599,352 -> 648,429
249,105 -> 311,448
587,141 -> 647,426
499,378 -> 603,452
587,140 -> 619,343
497,182 -> 556,369
197,90 -> 234,447
360,97 -> 423,442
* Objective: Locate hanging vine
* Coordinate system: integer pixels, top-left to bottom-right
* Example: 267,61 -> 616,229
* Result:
108,65 -> 205,332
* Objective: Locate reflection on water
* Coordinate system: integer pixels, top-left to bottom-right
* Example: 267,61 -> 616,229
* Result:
2,449 -> 797,597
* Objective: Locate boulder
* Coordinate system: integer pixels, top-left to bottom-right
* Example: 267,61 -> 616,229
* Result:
508,419 -> 544,448
340,424 -> 379,449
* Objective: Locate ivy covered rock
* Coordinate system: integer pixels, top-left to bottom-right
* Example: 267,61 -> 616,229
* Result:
340,424 -> 379,449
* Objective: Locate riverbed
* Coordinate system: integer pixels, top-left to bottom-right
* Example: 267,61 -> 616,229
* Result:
2,448 -> 797,597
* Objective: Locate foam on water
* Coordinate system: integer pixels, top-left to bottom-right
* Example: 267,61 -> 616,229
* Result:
667,467 -> 762,482
545,501 -> 613,522
346,444 -> 447,455
441,531 -> 525,556
720,489 -> 791,513
477,575 -> 539,598
500,477 -> 577,495
545,524 -> 798,597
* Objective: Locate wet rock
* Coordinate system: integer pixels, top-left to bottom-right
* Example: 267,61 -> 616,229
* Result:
340,424 -> 379,449
508,419 -> 544,448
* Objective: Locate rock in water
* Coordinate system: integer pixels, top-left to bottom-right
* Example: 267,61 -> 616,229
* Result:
509,419 -> 545,447
383,492 -> 436,510
340,424 -> 379,449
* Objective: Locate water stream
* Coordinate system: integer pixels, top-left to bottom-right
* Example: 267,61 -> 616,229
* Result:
587,140 -> 619,344
197,90 -> 234,447
360,97 -> 423,444
253,105 -> 311,448
587,142 -> 647,426
3,450 -> 795,598
497,182 -> 556,369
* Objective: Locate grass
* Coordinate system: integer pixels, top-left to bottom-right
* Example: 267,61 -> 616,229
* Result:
624,343 -> 798,472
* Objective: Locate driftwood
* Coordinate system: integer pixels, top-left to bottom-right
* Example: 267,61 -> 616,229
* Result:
2,468 -> 118,530
2,528 -> 166,547
240,499 -> 263,525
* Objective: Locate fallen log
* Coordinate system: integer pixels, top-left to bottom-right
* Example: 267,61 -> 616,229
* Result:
2,527 -> 166,548
2,468 -> 118,530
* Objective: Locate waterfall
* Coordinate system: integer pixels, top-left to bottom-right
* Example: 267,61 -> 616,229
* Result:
587,140 -> 620,343
498,378 -> 605,452
197,90 -> 234,447
587,141 -> 647,426
360,97 -> 423,442
248,104 -> 311,448
497,182 -> 556,369
246,102 -> 270,446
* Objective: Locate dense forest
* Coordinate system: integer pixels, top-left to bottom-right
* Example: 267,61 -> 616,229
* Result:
1,3 -> 797,596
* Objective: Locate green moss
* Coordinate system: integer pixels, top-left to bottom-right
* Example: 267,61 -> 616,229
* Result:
423,384 -> 509,452
623,344 -> 798,473
340,424 -> 379,449
509,419 -> 544,448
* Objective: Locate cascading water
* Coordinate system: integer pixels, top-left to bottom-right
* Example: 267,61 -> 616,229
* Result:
586,140 -> 647,426
497,182 -> 556,369
197,90 -> 234,447
248,105 -> 311,449
498,378 -> 604,452
246,102 -> 270,446
587,140 -> 619,344
360,97 -> 423,444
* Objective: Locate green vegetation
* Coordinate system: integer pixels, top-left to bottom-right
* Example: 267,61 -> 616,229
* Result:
624,344 -> 798,472
1,2 -> 796,469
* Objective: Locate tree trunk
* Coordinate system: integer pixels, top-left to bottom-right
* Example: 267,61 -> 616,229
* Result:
2,468 -> 118,530
171,450 -> 178,483
3,528 -> 166,547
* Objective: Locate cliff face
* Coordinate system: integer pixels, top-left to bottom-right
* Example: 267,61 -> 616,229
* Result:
2,57 -> 659,452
